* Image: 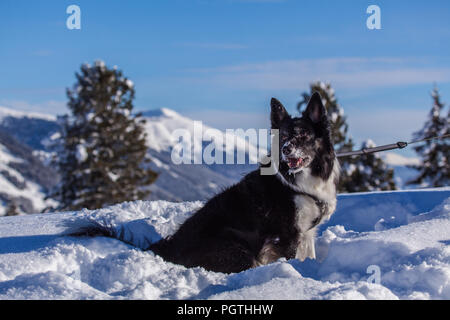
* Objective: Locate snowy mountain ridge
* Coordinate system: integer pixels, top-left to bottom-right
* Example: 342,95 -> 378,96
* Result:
0,106 -> 56,122
142,107 -> 262,162
142,107 -> 261,201
0,131 -> 57,215
0,107 -> 60,214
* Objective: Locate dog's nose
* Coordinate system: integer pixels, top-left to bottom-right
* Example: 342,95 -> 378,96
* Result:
282,144 -> 293,155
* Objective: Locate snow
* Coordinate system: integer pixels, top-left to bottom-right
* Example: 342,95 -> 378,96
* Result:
0,144 -> 23,165
362,139 -> 377,149
75,145 -> 88,163
0,188 -> 449,300
0,143 -> 55,215
383,152 -> 420,166
125,79 -> 134,89
0,106 -> 56,122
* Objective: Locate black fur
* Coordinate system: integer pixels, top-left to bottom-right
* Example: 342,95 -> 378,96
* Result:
303,93 -> 335,180
149,172 -> 299,273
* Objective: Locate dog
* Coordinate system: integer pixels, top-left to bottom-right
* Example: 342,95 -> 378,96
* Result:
76,92 -> 340,274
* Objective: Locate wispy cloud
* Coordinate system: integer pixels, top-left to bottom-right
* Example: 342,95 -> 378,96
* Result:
181,57 -> 450,90
174,42 -> 248,50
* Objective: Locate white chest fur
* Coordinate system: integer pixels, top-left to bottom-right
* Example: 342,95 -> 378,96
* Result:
293,194 -> 321,261
277,159 -> 340,261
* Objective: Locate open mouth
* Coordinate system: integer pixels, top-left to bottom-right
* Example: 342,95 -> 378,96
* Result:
286,157 -> 308,169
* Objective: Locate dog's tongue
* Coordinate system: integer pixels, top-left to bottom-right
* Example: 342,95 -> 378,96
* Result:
288,157 -> 302,168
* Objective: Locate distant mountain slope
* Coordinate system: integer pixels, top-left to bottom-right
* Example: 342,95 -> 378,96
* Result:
0,106 -> 59,151
0,106 -> 258,206
147,151 -> 237,201
142,108 -> 259,201
0,130 -> 58,215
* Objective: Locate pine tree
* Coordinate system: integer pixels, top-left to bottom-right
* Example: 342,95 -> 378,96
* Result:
340,140 -> 396,192
408,86 -> 449,187
298,81 -> 396,192
54,61 -> 158,211
5,201 -> 19,216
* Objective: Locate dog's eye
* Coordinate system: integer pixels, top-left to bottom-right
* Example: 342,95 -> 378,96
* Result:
299,130 -> 309,137
280,134 -> 289,141
297,130 -> 312,141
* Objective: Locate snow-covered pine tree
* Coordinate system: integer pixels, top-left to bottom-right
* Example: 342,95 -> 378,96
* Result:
298,81 -> 396,192
408,86 -> 449,187
54,61 -> 158,211
340,140 -> 396,192
5,201 -> 19,216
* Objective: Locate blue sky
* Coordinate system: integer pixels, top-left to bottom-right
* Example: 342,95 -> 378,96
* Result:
0,0 -> 449,152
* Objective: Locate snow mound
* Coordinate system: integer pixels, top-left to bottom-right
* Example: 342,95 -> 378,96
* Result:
0,188 -> 449,299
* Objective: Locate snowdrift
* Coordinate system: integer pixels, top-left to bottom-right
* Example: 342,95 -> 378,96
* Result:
0,188 -> 449,300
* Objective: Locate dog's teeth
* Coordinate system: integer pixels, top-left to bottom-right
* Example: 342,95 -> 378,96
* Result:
287,157 -> 304,169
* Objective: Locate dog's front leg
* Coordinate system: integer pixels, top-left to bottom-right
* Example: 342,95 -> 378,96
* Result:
296,228 -> 316,261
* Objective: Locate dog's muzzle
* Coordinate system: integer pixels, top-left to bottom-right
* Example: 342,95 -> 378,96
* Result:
282,143 -> 310,169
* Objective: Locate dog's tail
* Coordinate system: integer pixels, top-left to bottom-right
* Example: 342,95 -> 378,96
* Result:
63,217 -> 162,250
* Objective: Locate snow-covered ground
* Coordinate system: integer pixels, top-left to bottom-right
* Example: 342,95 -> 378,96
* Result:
0,187 -> 449,300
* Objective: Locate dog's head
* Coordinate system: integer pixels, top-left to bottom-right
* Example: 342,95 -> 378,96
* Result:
270,92 -> 335,180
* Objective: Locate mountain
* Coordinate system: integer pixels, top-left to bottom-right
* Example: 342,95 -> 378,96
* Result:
0,107 -> 59,215
0,106 -> 260,212
0,130 -> 58,215
0,106 -> 59,151
142,108 -> 260,201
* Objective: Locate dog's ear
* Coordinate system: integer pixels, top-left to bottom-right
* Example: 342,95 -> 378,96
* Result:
270,98 -> 289,129
303,92 -> 326,124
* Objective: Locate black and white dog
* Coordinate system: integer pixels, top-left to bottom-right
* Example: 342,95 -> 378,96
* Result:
78,92 -> 340,274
